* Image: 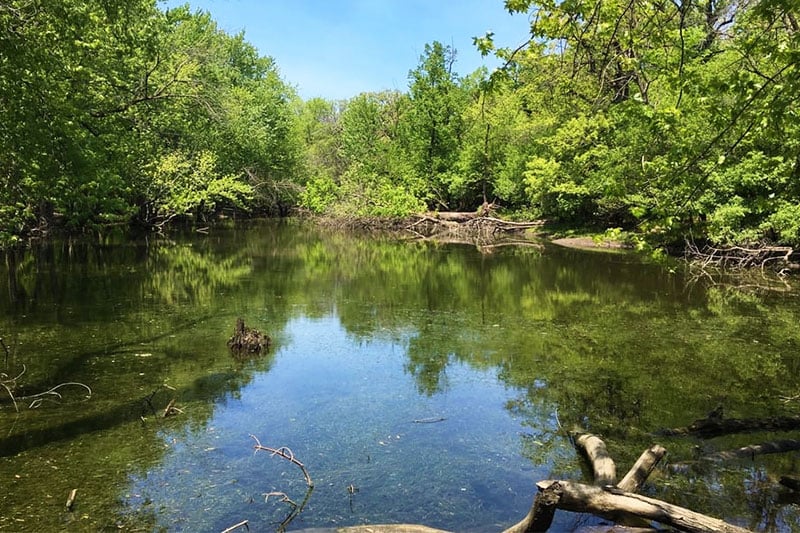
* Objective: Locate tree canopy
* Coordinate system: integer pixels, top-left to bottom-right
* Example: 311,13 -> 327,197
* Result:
2,0 -> 799,251
301,0 -> 800,250
0,0 -> 303,244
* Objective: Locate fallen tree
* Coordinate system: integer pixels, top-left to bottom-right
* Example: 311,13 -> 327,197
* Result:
656,414 -> 800,439
528,480 -> 751,533
235,427 -> 765,533
404,214 -> 544,243
308,434 -> 750,533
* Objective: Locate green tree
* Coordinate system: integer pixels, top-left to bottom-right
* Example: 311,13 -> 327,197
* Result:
404,42 -> 470,210
0,1 -> 304,243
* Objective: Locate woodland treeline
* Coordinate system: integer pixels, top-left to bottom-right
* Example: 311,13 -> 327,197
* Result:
2,0 -> 799,252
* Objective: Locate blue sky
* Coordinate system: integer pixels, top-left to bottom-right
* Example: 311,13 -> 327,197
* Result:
162,0 -> 532,100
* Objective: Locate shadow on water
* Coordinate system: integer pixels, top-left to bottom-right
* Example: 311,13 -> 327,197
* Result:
1,220 -> 800,532
0,370 -> 243,457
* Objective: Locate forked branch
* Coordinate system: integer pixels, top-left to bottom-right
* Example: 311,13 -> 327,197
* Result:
250,434 -> 314,487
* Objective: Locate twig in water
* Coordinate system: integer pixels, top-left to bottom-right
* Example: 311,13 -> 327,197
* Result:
250,434 -> 314,487
412,417 -> 446,424
264,491 -> 297,507
0,364 -> 26,412
20,382 -> 92,408
220,519 -> 249,533
65,488 -> 78,511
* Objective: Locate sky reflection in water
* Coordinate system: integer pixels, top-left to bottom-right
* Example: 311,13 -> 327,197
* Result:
124,315 -> 554,532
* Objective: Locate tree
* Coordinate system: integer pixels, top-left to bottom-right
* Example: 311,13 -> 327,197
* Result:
404,42 -> 470,210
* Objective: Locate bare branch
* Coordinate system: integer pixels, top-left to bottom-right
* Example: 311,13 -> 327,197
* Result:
250,434 -> 314,487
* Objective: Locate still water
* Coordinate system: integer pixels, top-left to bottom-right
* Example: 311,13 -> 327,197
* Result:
1,220 -> 800,532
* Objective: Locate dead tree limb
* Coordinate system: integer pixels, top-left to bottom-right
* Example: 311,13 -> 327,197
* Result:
65,488 -> 78,511
250,434 -> 313,488
574,433 -> 617,486
220,519 -> 249,533
705,439 -> 800,462
504,481 -> 563,532
618,445 -> 667,493
656,415 -> 800,438
534,480 -> 753,533
671,439 -> 800,472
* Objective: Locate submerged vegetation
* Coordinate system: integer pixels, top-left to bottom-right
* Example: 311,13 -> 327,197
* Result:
1,0 -> 799,255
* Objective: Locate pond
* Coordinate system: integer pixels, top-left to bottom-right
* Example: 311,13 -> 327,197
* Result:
1,219 -> 800,532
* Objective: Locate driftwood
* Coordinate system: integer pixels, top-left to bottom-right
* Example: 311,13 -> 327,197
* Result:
618,445 -> 667,493
227,318 -> 270,355
244,430 -> 753,533
328,435 -> 743,533
337,527 -> 450,532
533,480 -> 752,533
656,414 -> 800,438
512,434 -> 753,532
251,434 -> 313,488
574,433 -> 617,486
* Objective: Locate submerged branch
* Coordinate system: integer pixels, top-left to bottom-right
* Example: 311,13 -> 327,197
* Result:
250,434 -> 314,487
655,414 -> 800,438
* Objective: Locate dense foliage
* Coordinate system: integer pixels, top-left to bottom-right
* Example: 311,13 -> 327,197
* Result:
2,0 -> 798,250
301,0 -> 800,249
0,0 -> 302,245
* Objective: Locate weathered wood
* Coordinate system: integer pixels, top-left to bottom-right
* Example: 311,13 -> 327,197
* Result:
671,439 -> 800,471
535,480 -> 753,533
706,439 -> 800,461
504,482 -> 563,533
618,445 -> 667,493
574,433 -> 617,486
656,414 -> 800,438
220,519 -> 249,533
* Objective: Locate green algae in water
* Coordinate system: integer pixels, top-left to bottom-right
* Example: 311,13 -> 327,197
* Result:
2,221 -> 800,532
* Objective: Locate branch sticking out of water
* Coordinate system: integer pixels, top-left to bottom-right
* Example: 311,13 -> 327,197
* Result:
250,434 -> 314,488
20,381 -> 92,409
1,364 -> 93,412
220,519 -> 249,533
0,364 -> 27,412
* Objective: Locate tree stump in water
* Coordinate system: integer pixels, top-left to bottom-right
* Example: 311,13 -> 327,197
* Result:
227,318 -> 270,356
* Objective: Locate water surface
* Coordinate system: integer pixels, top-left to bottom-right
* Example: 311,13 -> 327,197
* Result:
2,220 -> 800,531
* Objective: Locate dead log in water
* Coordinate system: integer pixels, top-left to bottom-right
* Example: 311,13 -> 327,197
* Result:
532,480 -> 752,533
512,434 -> 751,533
574,433 -> 617,486
655,414 -> 800,439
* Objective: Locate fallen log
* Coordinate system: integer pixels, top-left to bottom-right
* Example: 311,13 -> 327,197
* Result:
670,439 -> 800,472
618,445 -> 667,493
655,414 -> 800,438
574,433 -> 617,486
534,480 -> 752,533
